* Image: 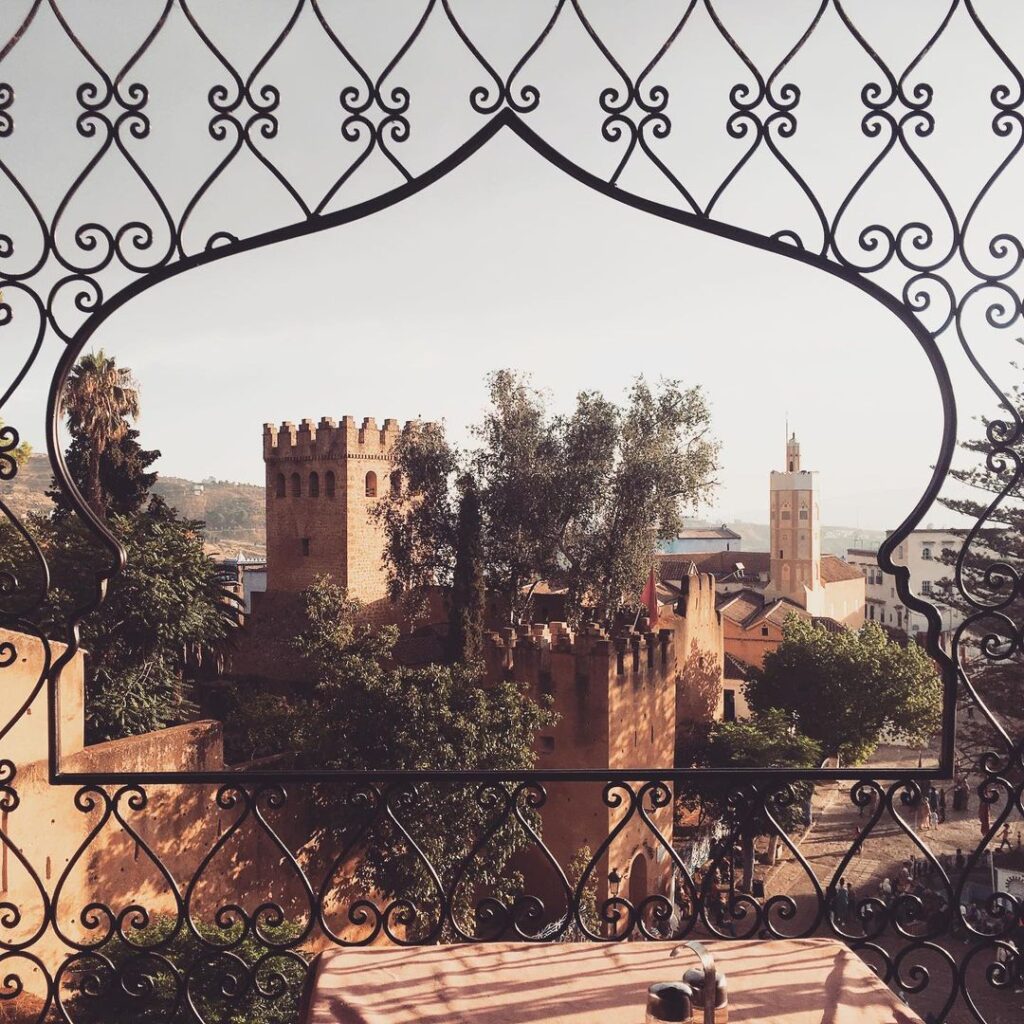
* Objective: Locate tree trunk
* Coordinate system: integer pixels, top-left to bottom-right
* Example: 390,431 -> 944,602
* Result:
741,830 -> 755,892
85,444 -> 105,516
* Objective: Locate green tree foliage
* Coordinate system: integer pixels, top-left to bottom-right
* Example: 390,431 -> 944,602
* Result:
32,351 -> 232,740
48,426 -> 159,519
745,618 -> 943,764
59,349 -> 141,515
935,360 -> 1023,763
245,575 -> 556,932
65,915 -> 305,1024
376,369 -> 718,627
39,496 -> 233,741
681,709 -> 821,891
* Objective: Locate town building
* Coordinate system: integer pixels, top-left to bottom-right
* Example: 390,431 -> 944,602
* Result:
657,433 -> 865,705
846,527 -> 970,645
661,524 -> 742,554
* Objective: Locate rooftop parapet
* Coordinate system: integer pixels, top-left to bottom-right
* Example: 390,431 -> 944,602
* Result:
483,621 -> 668,667
263,416 -> 419,460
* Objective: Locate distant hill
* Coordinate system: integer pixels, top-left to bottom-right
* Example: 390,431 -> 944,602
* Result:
2,455 -> 266,559
682,518 -> 887,558
5,457 -> 888,564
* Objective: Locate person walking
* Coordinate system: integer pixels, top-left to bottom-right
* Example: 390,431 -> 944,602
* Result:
833,878 -> 850,926
997,823 -> 1012,852
879,876 -> 893,905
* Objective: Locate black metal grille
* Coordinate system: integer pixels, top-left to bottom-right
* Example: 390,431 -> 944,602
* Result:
0,3 -> 1022,1021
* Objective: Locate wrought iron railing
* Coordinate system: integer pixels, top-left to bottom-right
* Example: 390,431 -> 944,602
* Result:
1,3 -> 1022,1021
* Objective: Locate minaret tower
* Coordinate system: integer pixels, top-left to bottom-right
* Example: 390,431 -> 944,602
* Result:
767,431 -> 822,606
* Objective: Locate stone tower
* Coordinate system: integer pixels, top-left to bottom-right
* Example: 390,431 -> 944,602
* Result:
262,416 -> 404,602
767,431 -> 822,605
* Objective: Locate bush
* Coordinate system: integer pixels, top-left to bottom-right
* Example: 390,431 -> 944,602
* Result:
63,916 -> 308,1024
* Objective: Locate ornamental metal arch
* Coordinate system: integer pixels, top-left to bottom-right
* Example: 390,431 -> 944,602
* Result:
0,2 -> 1022,1023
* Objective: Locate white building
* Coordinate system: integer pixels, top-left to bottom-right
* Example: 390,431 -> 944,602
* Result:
846,527 -> 967,645
661,524 -> 742,555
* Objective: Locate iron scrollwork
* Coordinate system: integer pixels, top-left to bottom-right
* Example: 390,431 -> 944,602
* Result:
1,2 -> 1022,1021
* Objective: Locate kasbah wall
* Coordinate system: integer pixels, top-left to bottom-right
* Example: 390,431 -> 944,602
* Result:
483,571 -> 723,923
0,628 -> 374,1007
256,414 -> 726,916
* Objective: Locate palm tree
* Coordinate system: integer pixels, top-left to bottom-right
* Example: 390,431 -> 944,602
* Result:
60,350 -> 140,515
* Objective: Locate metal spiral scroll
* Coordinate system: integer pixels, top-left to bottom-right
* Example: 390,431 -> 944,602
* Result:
0,2 -> 1022,1021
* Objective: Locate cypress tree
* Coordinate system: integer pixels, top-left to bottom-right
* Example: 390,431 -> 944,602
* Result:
448,477 -> 486,665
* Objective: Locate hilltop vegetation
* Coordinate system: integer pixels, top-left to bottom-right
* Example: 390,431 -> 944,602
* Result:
3,454 -> 265,558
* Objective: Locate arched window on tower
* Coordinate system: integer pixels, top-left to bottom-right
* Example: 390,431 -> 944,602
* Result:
290,472 -> 301,498
365,471 -> 378,498
309,471 -> 320,498
275,473 -> 285,498
390,470 -> 402,496
325,471 -> 336,498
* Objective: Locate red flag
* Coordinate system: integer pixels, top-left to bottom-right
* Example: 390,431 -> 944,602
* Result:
641,566 -> 659,629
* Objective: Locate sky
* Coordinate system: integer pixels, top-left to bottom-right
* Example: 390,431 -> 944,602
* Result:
3,1 -> 1022,531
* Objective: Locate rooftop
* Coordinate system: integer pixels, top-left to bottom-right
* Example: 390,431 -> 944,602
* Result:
674,525 -> 742,541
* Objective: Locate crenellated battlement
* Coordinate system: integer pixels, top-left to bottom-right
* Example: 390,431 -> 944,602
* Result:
263,416 -> 422,461
484,620 -> 676,682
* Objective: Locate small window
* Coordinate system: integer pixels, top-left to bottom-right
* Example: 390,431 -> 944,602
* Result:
922,580 -> 933,595
922,547 -> 932,560
275,473 -> 285,498
309,471 -> 320,497
365,471 -> 378,497
301,538 -> 310,557
781,510 -> 791,520
799,509 -> 808,520
325,471 -> 336,498
723,689 -> 736,723
761,624 -> 770,636
869,605 -> 875,620
290,472 -> 301,498
778,549 -> 784,559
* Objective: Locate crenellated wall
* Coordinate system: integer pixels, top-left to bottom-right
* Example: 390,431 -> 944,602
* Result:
484,621 -> 677,921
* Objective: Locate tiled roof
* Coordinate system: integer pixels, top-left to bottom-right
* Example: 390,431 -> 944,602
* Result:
820,554 -> 865,583
658,550 -> 770,579
755,599 -> 809,628
723,652 -> 751,680
717,590 -> 764,625
675,526 -> 742,541
718,589 -> 808,630
812,616 -> 847,633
